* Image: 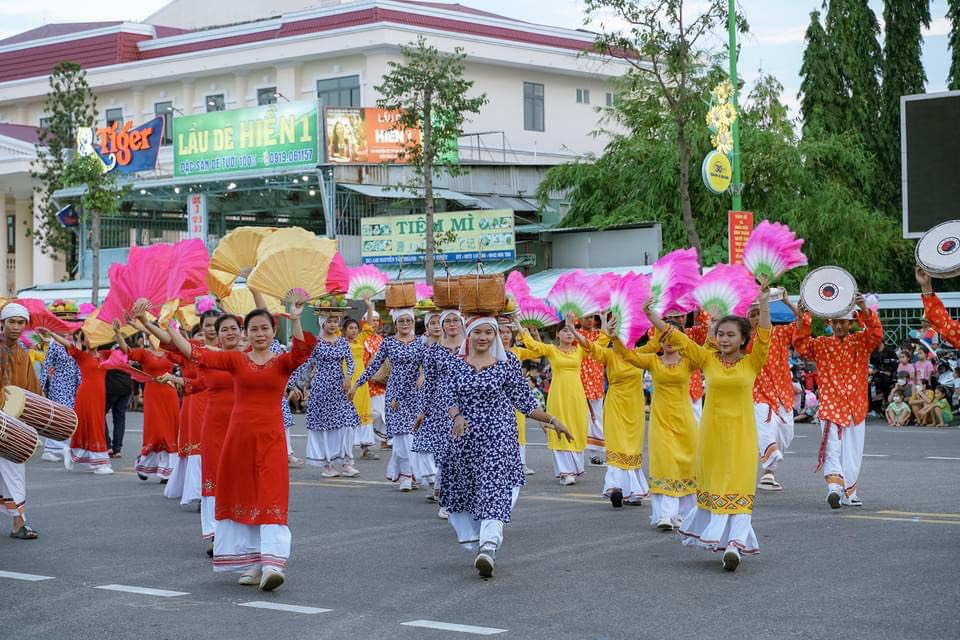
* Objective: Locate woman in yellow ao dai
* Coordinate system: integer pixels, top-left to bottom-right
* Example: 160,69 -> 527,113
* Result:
518,324 -> 589,484
345,300 -> 377,457
645,285 -> 771,572
610,323 -> 698,528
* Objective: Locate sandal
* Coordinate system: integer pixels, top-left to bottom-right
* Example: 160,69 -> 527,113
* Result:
360,450 -> 380,461
10,524 -> 39,539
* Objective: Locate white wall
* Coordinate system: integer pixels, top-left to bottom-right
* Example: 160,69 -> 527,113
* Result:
549,227 -> 662,269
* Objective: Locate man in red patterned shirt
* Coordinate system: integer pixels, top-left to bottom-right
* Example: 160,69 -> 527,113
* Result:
749,290 -> 799,491
916,267 -> 960,348
578,316 -> 606,464
793,294 -> 883,509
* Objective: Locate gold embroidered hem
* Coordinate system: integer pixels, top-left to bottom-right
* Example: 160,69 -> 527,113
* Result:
697,491 -> 755,514
649,476 -> 697,497
607,451 -> 643,470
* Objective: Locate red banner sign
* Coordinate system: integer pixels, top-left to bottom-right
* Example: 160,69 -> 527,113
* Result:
728,211 -> 753,264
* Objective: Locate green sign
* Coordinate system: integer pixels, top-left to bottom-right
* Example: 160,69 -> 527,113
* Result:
173,101 -> 319,177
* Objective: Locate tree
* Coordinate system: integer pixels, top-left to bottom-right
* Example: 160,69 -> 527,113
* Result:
879,0 -> 930,212
798,10 -> 844,138
948,0 -> 960,90
583,0 -> 744,260
822,0 -> 883,142
63,154 -> 128,304
375,36 -> 488,284
30,62 -> 98,275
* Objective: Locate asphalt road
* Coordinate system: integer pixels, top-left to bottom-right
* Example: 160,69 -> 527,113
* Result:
3,414 -> 959,640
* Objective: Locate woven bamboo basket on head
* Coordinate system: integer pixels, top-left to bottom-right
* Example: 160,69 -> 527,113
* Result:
434,276 -> 461,309
385,281 -> 416,308
458,273 -> 505,315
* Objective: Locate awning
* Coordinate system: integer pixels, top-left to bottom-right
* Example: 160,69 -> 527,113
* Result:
339,183 -> 479,207
473,194 -> 539,212
379,258 -> 528,281
525,266 -> 653,299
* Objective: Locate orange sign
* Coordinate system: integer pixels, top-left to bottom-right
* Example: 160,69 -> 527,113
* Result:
96,120 -> 156,166
728,210 -> 753,264
324,107 -> 420,163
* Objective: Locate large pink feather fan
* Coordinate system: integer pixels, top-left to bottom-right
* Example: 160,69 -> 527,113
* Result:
324,252 -> 350,294
169,239 -> 210,304
99,263 -> 132,323
692,264 -> 759,318
516,296 -> 560,329
195,295 -> 217,314
582,272 -> 611,311
650,248 -> 701,316
415,282 -> 434,302
14,298 -> 80,335
77,303 -> 96,320
607,273 -> 652,346
742,220 -> 807,282
505,271 -> 531,301
546,270 -> 607,319
99,349 -> 153,384
348,265 -> 389,299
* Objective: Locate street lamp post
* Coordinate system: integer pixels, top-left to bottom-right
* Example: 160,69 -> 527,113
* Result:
728,0 -> 743,211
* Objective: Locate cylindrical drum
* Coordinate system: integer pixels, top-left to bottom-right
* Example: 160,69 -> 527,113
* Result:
3,386 -> 78,442
916,220 -> 960,278
0,412 -> 40,464
799,266 -> 858,319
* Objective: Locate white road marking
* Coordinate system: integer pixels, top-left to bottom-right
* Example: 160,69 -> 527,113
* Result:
95,584 -> 188,597
925,456 -> 960,460
793,435 -> 808,438
0,570 -> 55,581
863,454 -> 889,457
237,601 -> 330,614
401,620 -> 507,635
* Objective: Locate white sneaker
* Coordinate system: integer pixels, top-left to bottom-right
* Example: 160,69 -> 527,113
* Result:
438,507 -> 449,520
238,568 -> 262,585
320,465 -> 340,478
559,475 -> 576,486
259,568 -> 285,591
524,466 -> 535,476
341,464 -> 359,478
93,466 -> 114,475
655,517 -> 673,532
399,477 -> 413,492
41,452 -> 62,462
62,449 -> 74,472
722,546 -> 741,571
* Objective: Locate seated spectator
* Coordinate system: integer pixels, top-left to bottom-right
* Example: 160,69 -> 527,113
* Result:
937,363 -> 954,389
896,351 -> 917,385
914,350 -> 936,387
932,386 -> 953,427
909,380 -> 935,426
885,390 -> 911,427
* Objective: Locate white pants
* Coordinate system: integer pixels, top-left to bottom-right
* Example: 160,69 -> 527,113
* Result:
180,454 -> 202,504
0,459 -> 26,520
821,420 -> 865,499
371,395 -> 386,440
212,520 -> 291,573
200,495 -> 216,540
410,451 -> 437,486
755,403 -> 795,472
136,451 -> 176,480
552,450 -> 584,478
649,493 -> 696,526
386,433 -> 414,482
164,455 -> 185,499
602,466 -> 649,503
679,507 -> 759,554
43,438 -> 68,456
65,447 -> 111,470
285,426 -> 294,457
586,398 -> 605,452
354,424 -> 375,447
448,512 -> 505,552
306,428 -> 354,466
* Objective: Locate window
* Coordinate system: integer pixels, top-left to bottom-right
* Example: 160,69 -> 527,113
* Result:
6,215 -> 15,253
154,101 -> 173,145
523,82 -> 544,132
317,75 -> 361,108
576,88 -> 590,104
206,94 -> 225,112
105,108 -> 123,128
257,87 -> 277,106
606,92 -> 615,107
39,116 -> 52,130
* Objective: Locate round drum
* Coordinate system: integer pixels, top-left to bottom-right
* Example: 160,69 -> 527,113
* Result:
0,413 -> 40,464
916,220 -> 960,278
800,266 -> 858,319
3,386 -> 77,442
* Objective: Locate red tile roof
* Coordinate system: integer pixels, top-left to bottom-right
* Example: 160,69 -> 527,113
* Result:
0,32 -> 153,83
394,0 -> 525,22
0,22 -> 122,46
0,123 -> 40,145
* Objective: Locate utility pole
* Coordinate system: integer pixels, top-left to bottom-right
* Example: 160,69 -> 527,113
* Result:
728,0 -> 743,211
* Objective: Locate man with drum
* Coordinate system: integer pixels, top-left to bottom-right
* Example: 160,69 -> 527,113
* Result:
793,294 -> 883,509
0,302 -> 43,539
916,266 -> 960,349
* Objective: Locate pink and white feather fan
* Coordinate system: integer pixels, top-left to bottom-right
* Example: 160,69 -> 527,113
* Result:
505,271 -> 531,301
692,264 -> 759,318
742,221 -> 807,282
415,282 -> 434,303
546,270 -> 607,319
348,265 -> 389,300
607,273 -> 652,346
516,296 -> 560,329
649,248 -> 701,316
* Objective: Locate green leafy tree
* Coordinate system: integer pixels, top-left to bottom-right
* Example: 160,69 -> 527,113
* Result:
29,62 -> 98,275
63,154 -> 129,303
948,0 -> 960,89
799,10 -> 844,138
879,0 -> 930,212
582,0 -> 745,260
823,0 -> 883,137
375,35 -> 488,284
